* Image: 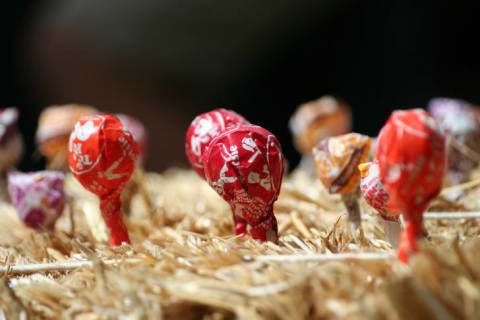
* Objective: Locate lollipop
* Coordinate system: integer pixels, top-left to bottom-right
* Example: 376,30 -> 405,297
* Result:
115,113 -> 153,216
36,104 -> 97,169
376,109 -> 446,263
186,109 -> 250,179
68,114 -> 138,246
289,96 -> 352,173
116,113 -> 148,166
358,160 -> 401,247
0,108 -> 24,174
313,133 -> 371,236
427,98 -> 480,195
8,171 -> 65,230
202,125 -> 285,242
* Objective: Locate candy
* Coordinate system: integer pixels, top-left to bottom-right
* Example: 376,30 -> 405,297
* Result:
359,160 -> 401,247
7,171 -> 65,230
427,98 -> 480,193
289,96 -> 352,173
186,109 -> 250,179
202,125 -> 285,242
0,108 -> 24,174
313,133 -> 371,235
116,114 -> 148,166
36,104 -> 97,168
376,109 -> 446,262
68,114 -> 138,246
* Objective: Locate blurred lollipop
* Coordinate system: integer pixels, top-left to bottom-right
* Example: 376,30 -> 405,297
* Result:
8,171 -> 65,230
427,98 -> 480,197
115,113 -> 153,217
313,133 -> 371,236
358,160 -> 401,247
376,109 -> 446,263
36,104 -> 97,169
289,96 -> 352,173
203,124 -> 285,242
116,113 -> 148,166
0,108 -> 23,174
186,108 -> 250,179
68,114 -> 138,246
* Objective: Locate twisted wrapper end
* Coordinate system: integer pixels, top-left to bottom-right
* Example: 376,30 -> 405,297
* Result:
397,215 -> 423,263
99,181 -> 131,246
248,208 -> 278,244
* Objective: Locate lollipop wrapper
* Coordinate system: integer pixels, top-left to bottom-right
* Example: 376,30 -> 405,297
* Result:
428,98 -> 480,185
397,216 -> 423,263
186,109 -> 250,179
8,171 -> 65,230
289,95 -> 352,156
116,113 -> 148,166
359,160 -> 399,222
376,109 -> 446,218
203,125 -> 284,242
36,105 -> 97,164
313,133 -> 371,194
68,114 -> 138,245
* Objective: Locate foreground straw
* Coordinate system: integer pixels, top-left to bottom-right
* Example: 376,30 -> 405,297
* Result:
0,259 -> 142,274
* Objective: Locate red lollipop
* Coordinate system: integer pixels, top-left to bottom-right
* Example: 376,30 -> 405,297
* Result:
376,109 -> 446,262
68,114 -> 138,246
203,125 -> 284,242
185,109 -> 250,179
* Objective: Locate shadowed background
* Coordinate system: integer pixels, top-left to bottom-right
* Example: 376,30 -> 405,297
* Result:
1,0 -> 479,172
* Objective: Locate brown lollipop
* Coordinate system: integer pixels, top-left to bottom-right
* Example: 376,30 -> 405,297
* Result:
313,133 -> 371,236
36,104 -> 97,169
289,96 -> 352,173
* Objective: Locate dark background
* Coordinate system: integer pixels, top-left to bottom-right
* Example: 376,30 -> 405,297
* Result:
2,1 -> 479,172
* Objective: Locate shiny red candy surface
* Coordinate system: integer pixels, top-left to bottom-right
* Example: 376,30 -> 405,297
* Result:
68,114 -> 138,245
203,125 -> 284,242
376,109 -> 446,217
185,109 -> 249,179
376,109 -> 446,262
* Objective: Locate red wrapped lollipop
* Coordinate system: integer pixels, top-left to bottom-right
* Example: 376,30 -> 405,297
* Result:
185,109 -> 250,179
358,160 -> 401,248
202,125 -> 285,242
376,109 -> 446,263
68,114 -> 138,246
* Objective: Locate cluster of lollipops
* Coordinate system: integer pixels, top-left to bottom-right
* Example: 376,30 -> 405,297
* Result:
289,96 -> 480,262
2,95 -> 479,264
1,104 -> 148,246
185,109 -> 285,243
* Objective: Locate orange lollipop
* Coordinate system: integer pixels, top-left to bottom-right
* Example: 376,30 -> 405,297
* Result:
290,96 -> 352,173
313,133 -> 371,235
36,104 -> 97,169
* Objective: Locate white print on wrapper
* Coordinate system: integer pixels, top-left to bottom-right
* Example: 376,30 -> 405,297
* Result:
69,116 -> 135,179
191,114 -> 222,159
211,163 -> 237,195
69,119 -> 105,175
212,134 -> 282,196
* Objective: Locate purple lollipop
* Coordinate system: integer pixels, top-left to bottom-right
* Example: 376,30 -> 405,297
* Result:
427,98 -> 480,192
8,171 -> 65,230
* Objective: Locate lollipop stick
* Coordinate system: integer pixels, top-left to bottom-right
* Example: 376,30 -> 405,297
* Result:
382,219 -> 401,248
68,198 -> 75,237
341,191 -> 361,236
